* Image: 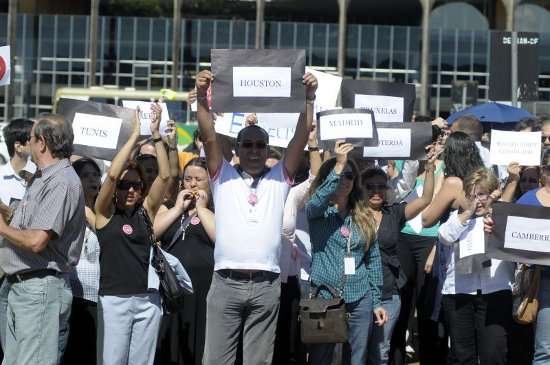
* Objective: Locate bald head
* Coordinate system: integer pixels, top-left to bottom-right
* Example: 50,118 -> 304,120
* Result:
451,115 -> 483,142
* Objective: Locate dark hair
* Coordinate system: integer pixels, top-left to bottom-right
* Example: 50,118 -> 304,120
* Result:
414,115 -> 433,122
361,168 -> 388,184
543,149 -> 550,167
183,157 -> 208,174
116,160 -> 148,197
3,118 -> 34,158
432,125 -> 444,143
268,147 -> 282,161
72,157 -> 101,177
514,117 -> 541,132
236,125 -> 270,145
443,131 -> 484,179
33,114 -> 73,159
453,115 -> 483,141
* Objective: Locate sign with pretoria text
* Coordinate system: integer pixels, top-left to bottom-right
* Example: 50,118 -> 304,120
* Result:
486,202 -> 550,265
363,122 -> 432,160
57,98 -> 136,161
211,49 -> 306,113
317,108 -> 378,148
341,80 -> 416,123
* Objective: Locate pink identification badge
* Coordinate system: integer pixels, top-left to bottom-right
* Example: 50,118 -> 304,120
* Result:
122,224 -> 133,235
191,216 -> 201,225
340,226 -> 350,238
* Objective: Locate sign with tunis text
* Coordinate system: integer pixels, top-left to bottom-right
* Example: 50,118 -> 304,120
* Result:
211,49 -> 306,113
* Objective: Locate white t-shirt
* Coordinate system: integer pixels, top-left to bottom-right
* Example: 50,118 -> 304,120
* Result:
0,159 -> 36,206
210,159 -> 292,272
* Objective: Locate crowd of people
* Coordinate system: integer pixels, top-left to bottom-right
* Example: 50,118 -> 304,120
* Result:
0,68 -> 549,365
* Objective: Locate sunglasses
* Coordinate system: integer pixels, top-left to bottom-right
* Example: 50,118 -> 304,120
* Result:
366,183 -> 388,191
240,141 -> 267,149
342,171 -> 355,180
542,136 -> 550,143
117,180 -> 143,191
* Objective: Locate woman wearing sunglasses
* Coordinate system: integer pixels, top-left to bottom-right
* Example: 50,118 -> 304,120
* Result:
306,140 -> 387,365
94,103 -> 170,365
363,147 -> 438,365
153,157 -> 214,365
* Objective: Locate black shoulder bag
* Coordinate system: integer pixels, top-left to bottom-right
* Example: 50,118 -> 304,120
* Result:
140,207 -> 188,313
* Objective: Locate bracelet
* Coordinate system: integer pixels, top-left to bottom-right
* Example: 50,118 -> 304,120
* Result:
308,146 -> 320,151
152,137 -> 163,143
169,146 -> 178,151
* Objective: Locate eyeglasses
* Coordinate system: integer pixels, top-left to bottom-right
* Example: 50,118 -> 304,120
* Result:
366,183 -> 388,191
117,180 -> 143,191
240,141 -> 267,149
467,192 -> 490,201
542,136 -> 550,143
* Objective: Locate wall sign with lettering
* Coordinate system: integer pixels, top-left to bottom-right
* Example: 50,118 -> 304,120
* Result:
341,80 -> 416,123
363,122 -> 432,160
487,202 -> 550,265
317,108 -> 378,148
58,99 -> 136,161
211,49 -> 306,113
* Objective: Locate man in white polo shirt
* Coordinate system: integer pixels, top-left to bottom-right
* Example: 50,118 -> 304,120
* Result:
195,69 -> 317,364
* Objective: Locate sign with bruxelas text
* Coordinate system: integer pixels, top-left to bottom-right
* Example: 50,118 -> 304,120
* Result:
341,80 -> 416,123
58,98 -> 136,161
486,202 -> 550,265
363,122 -> 432,160
489,129 -> 541,166
317,108 -> 378,148
211,49 -> 306,113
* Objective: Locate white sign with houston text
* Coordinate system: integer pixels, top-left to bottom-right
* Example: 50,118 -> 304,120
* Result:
214,113 -> 296,149
0,46 -> 10,86
354,94 -> 404,123
232,67 -> 292,98
121,100 -> 170,136
504,216 -> 550,253
72,113 -> 122,150
490,130 -> 541,166
363,128 -> 411,158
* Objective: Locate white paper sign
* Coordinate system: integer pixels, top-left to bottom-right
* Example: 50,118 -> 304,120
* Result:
191,101 -> 197,112
121,101 -> 170,136
0,46 -> 10,86
504,216 -> 550,253
490,130 -> 541,166
459,217 -> 486,258
318,113 -> 374,141
72,113 -> 122,150
363,128 -> 411,158
305,67 -> 342,112
232,67 -> 291,98
256,113 -> 300,129
406,186 -> 424,234
214,112 -> 296,148
354,94 -> 404,123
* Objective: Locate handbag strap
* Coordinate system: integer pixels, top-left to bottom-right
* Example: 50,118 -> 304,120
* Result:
139,205 -> 158,247
165,213 -> 196,251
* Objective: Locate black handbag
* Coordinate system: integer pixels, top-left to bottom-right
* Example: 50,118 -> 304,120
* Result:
298,283 -> 348,344
140,207 -> 188,313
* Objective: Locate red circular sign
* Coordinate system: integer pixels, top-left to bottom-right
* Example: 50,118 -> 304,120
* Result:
0,56 -> 7,81
122,224 -> 134,235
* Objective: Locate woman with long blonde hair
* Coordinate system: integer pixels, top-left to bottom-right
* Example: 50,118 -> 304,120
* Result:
306,140 -> 387,365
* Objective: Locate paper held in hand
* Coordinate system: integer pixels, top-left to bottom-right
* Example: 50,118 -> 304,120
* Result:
489,129 -> 541,166
317,108 -> 378,148
121,100 -> 170,136
459,217 -> 486,259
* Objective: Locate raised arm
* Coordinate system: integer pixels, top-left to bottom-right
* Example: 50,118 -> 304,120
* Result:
500,162 -> 520,203
144,103 -> 171,219
308,121 -> 322,178
284,72 -> 318,178
95,111 -> 140,229
404,147 -> 438,220
421,176 -> 463,228
195,190 -> 215,242
196,70 -> 223,178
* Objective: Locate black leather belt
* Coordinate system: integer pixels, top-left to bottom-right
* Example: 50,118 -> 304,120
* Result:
6,269 -> 59,284
218,269 -> 277,281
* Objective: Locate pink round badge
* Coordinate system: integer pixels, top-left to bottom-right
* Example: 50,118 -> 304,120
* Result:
191,216 -> 201,225
122,224 -> 134,235
248,192 -> 258,206
340,226 -> 350,238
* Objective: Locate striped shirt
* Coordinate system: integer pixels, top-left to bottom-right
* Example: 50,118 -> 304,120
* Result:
0,159 -> 85,275
306,170 -> 383,307
69,225 -> 100,302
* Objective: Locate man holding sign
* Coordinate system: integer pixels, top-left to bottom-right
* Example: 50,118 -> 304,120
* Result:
196,69 -> 317,364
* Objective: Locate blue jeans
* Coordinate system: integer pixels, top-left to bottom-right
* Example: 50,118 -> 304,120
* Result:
368,294 -> 401,365
534,270 -> 550,365
2,274 -> 72,365
309,293 -> 373,365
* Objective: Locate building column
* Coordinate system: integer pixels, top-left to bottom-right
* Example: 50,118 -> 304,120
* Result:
5,0 -> 17,120
172,0 -> 182,89
255,0 -> 265,49
88,0 -> 99,87
419,0 -> 434,116
337,0 -> 350,77
502,0 -> 515,31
